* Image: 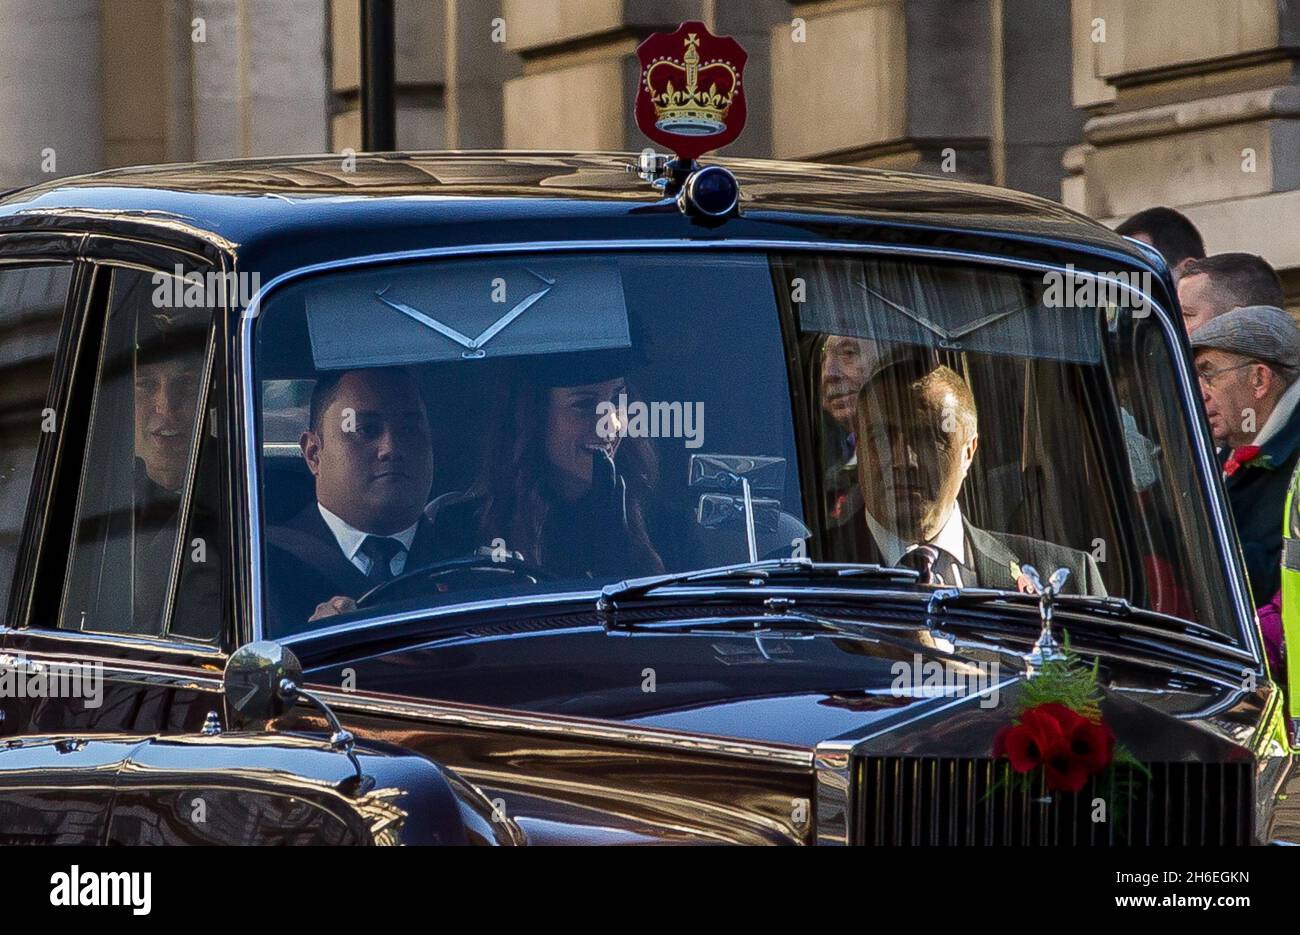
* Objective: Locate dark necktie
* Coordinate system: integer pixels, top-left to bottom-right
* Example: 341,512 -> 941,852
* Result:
898,544 -> 942,584
897,544 -> 969,586
359,535 -> 405,584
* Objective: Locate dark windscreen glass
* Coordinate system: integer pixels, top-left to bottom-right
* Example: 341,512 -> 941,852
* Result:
782,253 -> 1230,633
257,252 -> 803,636
255,250 -> 1236,641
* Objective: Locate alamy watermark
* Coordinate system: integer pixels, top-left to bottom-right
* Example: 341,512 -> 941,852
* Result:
50,866 -> 151,915
890,653 -> 1001,709
1042,265 -> 1153,317
151,264 -> 261,309
0,655 -> 103,709
596,393 -> 705,449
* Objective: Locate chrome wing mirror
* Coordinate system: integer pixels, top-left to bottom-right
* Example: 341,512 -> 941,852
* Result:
223,641 -> 366,788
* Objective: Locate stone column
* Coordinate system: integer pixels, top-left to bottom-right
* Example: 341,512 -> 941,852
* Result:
0,0 -> 102,188
101,0 -> 199,168
501,0 -> 703,151
702,0 -> 791,158
1000,0 -> 1085,198
770,0 -> 993,182
769,0 -> 1079,198
445,0 -> 521,148
192,0 -> 329,160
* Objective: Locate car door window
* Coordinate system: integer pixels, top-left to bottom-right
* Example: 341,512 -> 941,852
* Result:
0,263 -> 71,620
58,266 -> 218,638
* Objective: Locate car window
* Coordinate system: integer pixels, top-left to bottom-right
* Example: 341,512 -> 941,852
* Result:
256,252 -> 802,636
0,263 -> 72,620
58,266 -> 217,639
784,253 -> 1231,633
253,249 -> 1237,642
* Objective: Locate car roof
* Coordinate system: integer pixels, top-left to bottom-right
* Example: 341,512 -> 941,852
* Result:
0,151 -> 1158,284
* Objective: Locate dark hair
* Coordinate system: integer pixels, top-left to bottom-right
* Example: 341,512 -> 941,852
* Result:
1179,253 -> 1285,312
1115,206 -> 1206,267
135,311 -> 208,368
307,367 -> 422,437
467,373 -> 663,574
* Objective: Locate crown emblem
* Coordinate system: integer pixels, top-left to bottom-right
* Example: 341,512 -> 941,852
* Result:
635,21 -> 748,162
645,33 -> 739,135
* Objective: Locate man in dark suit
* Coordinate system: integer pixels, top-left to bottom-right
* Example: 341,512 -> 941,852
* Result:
830,358 -> 1106,596
265,367 -> 438,634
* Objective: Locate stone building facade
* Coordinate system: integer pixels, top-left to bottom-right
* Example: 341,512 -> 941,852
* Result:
0,0 -> 1296,297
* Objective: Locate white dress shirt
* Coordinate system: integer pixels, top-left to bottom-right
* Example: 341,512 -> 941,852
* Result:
317,504 -> 418,577
865,502 -> 971,587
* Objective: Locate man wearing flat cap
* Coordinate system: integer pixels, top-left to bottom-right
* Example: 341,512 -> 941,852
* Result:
1192,304 -> 1300,604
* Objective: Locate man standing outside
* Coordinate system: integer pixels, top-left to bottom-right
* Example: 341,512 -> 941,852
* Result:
1177,253 -> 1284,334
1192,306 -> 1300,606
1115,206 -> 1205,278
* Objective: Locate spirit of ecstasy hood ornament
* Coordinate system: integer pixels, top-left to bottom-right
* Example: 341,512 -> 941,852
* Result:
1021,565 -> 1070,675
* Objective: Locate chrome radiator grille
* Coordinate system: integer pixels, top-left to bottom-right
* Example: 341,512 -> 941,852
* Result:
853,756 -> 1253,845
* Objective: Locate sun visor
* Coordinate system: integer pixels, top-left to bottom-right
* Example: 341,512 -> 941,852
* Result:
793,260 -> 1104,365
303,255 -> 632,370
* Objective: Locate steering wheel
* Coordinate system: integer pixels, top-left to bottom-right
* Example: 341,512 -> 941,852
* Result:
355,553 -> 560,608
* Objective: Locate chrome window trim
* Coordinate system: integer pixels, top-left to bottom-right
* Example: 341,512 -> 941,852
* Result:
10,209 -> 237,255
237,238 -> 1256,661
82,236 -> 212,265
0,625 -> 228,662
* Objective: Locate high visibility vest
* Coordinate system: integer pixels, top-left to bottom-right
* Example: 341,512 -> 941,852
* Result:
1281,461 -> 1300,718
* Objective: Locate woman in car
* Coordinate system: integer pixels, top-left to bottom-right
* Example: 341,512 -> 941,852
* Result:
429,351 -> 665,582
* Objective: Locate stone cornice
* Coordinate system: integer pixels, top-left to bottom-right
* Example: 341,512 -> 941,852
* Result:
1083,84 -> 1300,145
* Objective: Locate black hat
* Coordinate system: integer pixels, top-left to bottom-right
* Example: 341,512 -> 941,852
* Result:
521,346 -> 643,388
135,310 -> 207,367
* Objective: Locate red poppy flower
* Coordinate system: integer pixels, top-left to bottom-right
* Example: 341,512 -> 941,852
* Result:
1043,747 -> 1092,793
995,702 -> 1116,792
1065,717 -> 1114,774
1034,702 -> 1087,733
995,706 -> 1066,773
1223,444 -> 1263,478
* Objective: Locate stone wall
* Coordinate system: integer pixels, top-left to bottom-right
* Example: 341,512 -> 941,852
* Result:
1065,0 -> 1300,301
0,0 -> 1295,302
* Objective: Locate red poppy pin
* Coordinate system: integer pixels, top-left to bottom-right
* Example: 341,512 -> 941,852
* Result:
1223,444 -> 1269,477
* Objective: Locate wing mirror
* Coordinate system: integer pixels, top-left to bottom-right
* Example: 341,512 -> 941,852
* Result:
224,640 -> 369,790
223,640 -> 303,722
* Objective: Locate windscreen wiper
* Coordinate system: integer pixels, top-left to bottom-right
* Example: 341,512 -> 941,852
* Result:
926,587 -> 1241,649
596,558 -> 920,612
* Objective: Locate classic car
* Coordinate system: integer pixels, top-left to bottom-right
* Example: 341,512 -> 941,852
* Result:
5,13 -> 1300,842
0,142 -> 1293,845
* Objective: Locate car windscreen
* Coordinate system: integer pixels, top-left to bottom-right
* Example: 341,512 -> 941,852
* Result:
253,249 -> 1236,642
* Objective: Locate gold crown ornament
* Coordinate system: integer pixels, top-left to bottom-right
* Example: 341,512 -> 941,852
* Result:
644,32 -> 740,135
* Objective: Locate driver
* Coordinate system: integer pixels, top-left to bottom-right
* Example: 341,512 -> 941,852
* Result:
265,366 -> 437,632
831,356 -> 1107,595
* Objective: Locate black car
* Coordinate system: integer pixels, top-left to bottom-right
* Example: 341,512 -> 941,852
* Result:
0,147 -> 1292,845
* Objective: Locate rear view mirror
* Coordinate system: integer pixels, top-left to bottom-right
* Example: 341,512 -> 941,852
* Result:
688,454 -> 807,562
688,453 -> 786,495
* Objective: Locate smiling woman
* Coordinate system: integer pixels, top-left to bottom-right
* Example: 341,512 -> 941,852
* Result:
253,249 -> 1233,640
